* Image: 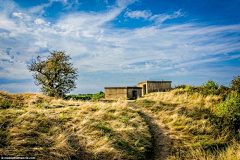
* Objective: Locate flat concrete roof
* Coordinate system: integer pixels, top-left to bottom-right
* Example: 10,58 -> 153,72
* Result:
138,81 -> 172,84
104,87 -> 142,89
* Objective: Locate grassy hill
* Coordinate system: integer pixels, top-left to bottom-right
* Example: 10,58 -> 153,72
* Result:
137,88 -> 240,159
1,86 -> 240,160
0,92 -> 151,159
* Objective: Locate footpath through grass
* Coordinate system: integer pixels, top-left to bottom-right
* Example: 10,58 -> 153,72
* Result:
136,89 -> 240,160
1,85 -> 240,160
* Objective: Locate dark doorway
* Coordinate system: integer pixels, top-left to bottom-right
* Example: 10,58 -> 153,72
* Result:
143,84 -> 146,95
132,91 -> 138,99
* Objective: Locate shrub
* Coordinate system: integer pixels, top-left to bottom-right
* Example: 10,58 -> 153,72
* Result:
174,85 -> 187,89
91,91 -> 105,101
0,99 -> 12,109
218,85 -> 231,98
187,86 -> 219,96
215,91 -> 240,132
231,75 -> 240,94
202,80 -> 219,90
174,84 -> 231,97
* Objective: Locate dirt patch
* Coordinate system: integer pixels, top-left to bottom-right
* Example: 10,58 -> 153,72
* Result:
128,102 -> 172,160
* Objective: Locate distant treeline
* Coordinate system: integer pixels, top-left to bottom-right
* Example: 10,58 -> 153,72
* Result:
64,91 -> 105,101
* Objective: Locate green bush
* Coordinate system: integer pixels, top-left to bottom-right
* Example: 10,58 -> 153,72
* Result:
231,75 -> 240,94
215,91 -> 240,132
174,84 -> 231,97
202,80 -> 219,90
218,85 -> 231,98
174,85 -> 187,89
186,86 -> 219,96
91,91 -> 105,101
0,99 -> 12,109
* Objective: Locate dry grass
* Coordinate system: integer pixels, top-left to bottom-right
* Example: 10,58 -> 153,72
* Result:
137,89 -> 240,160
189,141 -> 240,160
144,89 -> 221,109
0,91 -> 151,159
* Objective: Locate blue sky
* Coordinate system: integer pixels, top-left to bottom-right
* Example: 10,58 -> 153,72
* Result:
0,0 -> 240,94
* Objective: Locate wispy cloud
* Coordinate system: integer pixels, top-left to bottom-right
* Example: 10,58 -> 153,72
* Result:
116,0 -> 139,8
28,3 -> 51,14
149,10 -> 184,24
124,10 -> 152,20
28,0 -> 81,14
124,9 -> 184,23
0,0 -> 240,93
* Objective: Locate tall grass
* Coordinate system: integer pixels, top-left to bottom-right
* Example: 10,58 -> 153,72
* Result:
137,88 -> 240,160
0,91 -> 151,159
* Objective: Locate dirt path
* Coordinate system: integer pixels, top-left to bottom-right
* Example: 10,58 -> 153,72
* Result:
128,102 -> 172,160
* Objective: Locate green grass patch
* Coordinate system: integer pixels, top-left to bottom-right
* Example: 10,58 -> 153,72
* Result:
114,139 -> 137,153
118,116 -> 130,123
60,112 -> 71,122
95,122 -> 114,137
0,99 -> 12,109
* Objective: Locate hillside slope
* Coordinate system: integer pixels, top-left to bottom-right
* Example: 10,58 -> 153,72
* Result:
1,89 -> 239,160
0,92 -> 151,159
136,89 -> 240,160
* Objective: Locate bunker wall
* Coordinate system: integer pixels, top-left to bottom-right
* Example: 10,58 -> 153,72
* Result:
105,88 -> 128,99
147,82 -> 171,92
127,88 -> 142,99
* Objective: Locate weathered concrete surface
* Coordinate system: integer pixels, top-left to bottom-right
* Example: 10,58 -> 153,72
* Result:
104,87 -> 142,100
138,81 -> 171,95
104,80 -> 172,99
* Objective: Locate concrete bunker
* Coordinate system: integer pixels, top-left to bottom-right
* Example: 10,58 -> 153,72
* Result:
138,81 -> 172,95
104,87 -> 142,100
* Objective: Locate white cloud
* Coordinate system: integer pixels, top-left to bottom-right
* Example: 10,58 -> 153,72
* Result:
12,12 -> 23,18
116,0 -> 138,8
28,0 -> 80,14
0,0 -> 240,93
0,16 -> 16,30
34,18 -> 45,25
124,10 -> 152,20
0,82 -> 39,93
50,0 -> 67,3
125,9 -> 184,23
29,3 -> 51,14
149,10 -> 184,23
34,18 -> 51,26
